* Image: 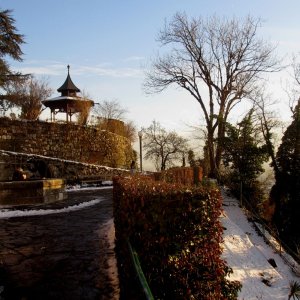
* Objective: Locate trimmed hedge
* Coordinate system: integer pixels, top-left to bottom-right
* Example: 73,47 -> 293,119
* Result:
154,166 -> 203,186
113,176 -> 241,299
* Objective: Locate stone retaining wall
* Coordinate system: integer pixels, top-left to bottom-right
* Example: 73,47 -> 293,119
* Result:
0,117 -> 135,168
0,150 -> 129,182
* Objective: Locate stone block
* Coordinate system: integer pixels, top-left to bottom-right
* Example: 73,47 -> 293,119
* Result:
0,179 -> 67,205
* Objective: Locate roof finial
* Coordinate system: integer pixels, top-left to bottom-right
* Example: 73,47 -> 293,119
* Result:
67,64 -> 70,75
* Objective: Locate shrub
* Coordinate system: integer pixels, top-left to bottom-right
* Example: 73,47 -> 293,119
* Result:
113,175 -> 241,299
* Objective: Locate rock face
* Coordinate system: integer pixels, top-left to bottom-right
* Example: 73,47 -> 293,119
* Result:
0,117 -> 135,168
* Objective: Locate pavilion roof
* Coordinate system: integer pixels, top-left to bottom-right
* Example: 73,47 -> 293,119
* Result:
57,65 -> 80,93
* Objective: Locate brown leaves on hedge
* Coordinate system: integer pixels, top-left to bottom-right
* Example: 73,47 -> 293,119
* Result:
113,175 -> 241,299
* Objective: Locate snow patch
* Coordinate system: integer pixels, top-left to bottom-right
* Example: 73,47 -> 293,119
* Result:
221,189 -> 299,299
66,185 -> 113,191
0,149 -> 127,172
0,198 -> 104,219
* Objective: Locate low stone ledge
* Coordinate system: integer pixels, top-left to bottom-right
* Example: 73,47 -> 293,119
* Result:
0,179 -> 67,205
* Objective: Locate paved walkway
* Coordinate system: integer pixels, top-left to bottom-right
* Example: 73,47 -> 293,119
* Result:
0,188 -> 119,300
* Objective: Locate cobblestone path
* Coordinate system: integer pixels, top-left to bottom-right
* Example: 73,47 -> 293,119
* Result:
0,188 -> 119,300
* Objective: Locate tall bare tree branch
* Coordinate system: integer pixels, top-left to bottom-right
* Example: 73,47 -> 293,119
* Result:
144,13 -> 280,178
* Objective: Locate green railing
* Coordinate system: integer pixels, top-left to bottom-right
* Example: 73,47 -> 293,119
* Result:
127,241 -> 155,300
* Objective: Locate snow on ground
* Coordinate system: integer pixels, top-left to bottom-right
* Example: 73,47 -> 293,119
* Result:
66,184 -> 113,191
0,198 -> 104,219
0,185 -> 113,219
221,188 -> 299,299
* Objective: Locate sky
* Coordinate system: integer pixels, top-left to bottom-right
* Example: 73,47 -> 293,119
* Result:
1,0 -> 300,167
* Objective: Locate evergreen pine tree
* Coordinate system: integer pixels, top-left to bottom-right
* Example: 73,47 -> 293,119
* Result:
0,9 -> 25,114
222,110 -> 268,186
222,110 -> 269,208
271,99 -> 300,243
0,9 -> 24,84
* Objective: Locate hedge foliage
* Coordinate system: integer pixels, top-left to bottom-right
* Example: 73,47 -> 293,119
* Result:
154,166 -> 203,186
113,176 -> 241,299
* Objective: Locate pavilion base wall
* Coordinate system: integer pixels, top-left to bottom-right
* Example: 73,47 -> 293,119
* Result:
0,117 -> 135,169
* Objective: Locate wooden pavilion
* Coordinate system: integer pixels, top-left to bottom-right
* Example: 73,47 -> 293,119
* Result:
42,65 -> 94,122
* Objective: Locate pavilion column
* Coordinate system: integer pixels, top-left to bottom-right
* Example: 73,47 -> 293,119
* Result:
51,109 -> 54,122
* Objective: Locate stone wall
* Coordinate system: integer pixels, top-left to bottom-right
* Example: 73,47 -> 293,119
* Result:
0,179 -> 67,205
0,117 -> 135,168
0,150 -> 129,182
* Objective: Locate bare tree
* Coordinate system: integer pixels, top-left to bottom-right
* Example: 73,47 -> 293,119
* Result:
0,92 -> 14,115
287,55 -> 300,111
93,99 -> 125,130
76,91 -> 93,125
124,120 -> 137,143
292,55 -> 300,87
92,98 -> 136,141
5,75 -> 52,120
144,13 -> 280,178
251,89 -> 281,175
93,99 -> 127,121
143,120 -> 188,171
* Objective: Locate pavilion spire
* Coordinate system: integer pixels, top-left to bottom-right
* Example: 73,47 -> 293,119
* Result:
57,65 -> 80,96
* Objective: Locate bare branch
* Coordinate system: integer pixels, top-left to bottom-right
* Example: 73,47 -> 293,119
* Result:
93,99 -> 128,121
2,75 -> 52,120
143,120 -> 188,170
144,13 -> 280,177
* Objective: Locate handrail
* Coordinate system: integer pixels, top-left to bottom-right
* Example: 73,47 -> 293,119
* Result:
127,241 -> 155,300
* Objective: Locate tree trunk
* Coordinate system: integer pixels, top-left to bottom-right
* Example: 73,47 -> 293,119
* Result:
207,128 -> 218,178
161,156 -> 166,171
215,119 -> 226,174
214,103 -> 227,176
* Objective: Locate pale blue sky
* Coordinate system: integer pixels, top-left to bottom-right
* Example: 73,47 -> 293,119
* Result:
1,0 -> 300,139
